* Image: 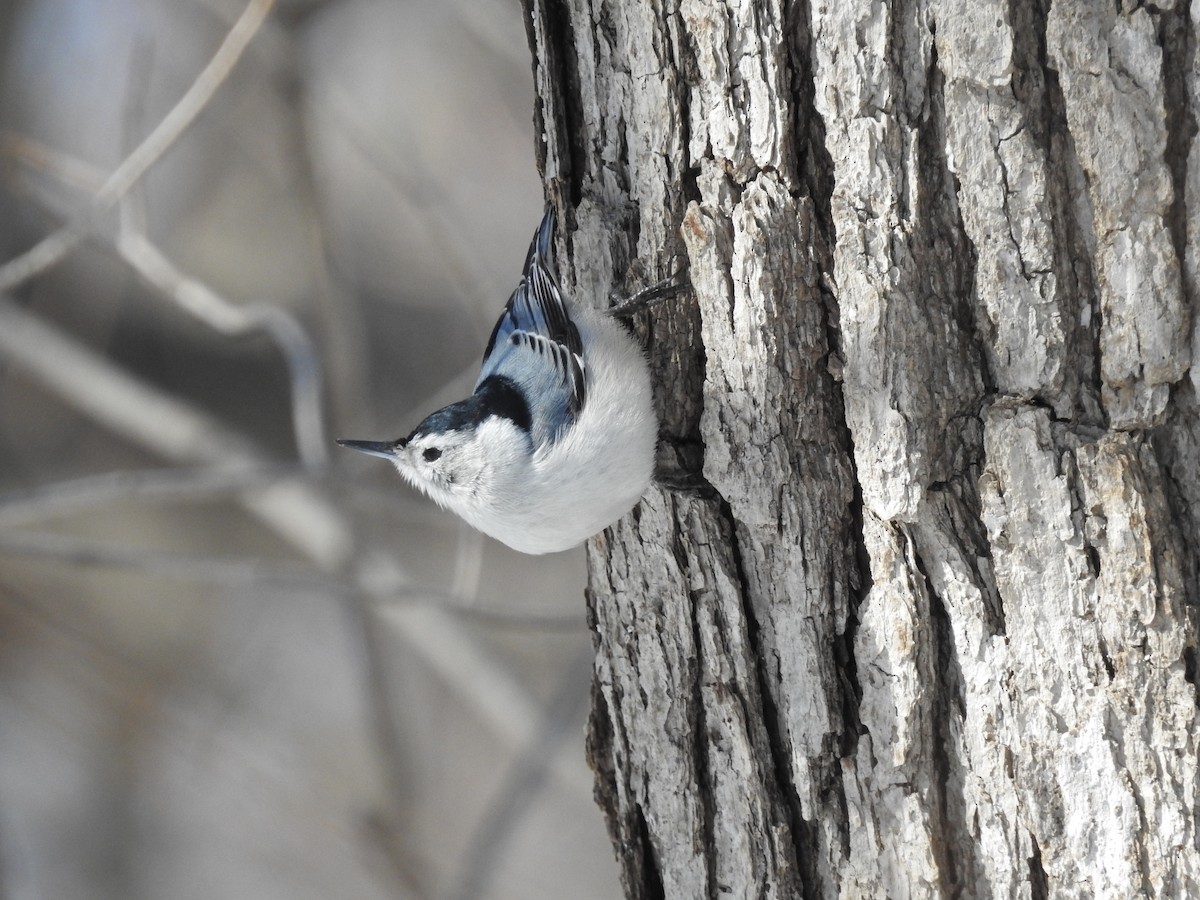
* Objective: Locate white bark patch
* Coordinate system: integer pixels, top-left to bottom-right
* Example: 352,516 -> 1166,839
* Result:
1047,4 -> 1189,427
588,487 -> 805,898
979,405 -> 1200,895
813,1 -> 984,522
682,166 -> 858,890
680,0 -> 793,180
841,513 -> 947,896
936,0 -> 1072,412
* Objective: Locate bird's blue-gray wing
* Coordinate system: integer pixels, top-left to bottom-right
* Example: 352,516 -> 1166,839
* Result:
477,208 -> 586,446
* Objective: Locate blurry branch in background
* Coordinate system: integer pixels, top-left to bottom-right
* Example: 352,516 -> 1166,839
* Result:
447,646 -> 595,900
114,229 -> 330,467
0,294 -> 351,565
305,88 -> 494,328
4,26 -> 328,468
0,209 -> 79,292
0,463 -> 302,525
8,139 -> 332,469
0,529 -> 352,593
0,3 -> 597,888
2,133 -> 108,193
0,0 -> 277,292
0,290 -> 593,863
93,0 -> 275,204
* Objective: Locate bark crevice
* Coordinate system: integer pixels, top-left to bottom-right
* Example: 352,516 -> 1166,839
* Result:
720,501 -> 815,900
1157,0 -> 1196,277
686,586 -> 717,900
909,534 -> 975,896
634,803 -> 666,900
541,0 -> 587,205
1028,835 -> 1049,900
786,0 -> 835,235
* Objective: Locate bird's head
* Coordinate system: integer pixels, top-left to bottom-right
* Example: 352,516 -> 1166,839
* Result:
338,381 -> 532,514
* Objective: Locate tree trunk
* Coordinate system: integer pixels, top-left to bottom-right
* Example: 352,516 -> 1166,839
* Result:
523,0 -> 1200,896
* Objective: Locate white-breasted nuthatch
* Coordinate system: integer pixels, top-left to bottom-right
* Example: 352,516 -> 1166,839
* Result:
338,208 -> 657,554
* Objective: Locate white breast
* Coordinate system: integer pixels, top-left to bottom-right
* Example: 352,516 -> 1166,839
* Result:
463,309 -> 656,555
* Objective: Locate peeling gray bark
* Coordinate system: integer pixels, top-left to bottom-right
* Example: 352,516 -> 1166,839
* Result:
523,0 -> 1200,897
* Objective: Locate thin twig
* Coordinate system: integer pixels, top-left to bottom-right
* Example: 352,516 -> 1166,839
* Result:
0,464 -> 305,526
114,230 -> 329,467
1,133 -> 107,192
98,0 -> 276,205
4,137 -> 330,467
0,227 -> 83,291
374,600 -> 595,795
0,530 -> 353,593
447,647 -> 595,900
0,0 -> 277,291
0,293 -> 350,567
117,34 -> 156,236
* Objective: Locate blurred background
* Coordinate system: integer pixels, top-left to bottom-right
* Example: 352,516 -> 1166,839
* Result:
0,0 -> 621,898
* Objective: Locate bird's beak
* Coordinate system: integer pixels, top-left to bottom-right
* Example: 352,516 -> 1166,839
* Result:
336,439 -> 400,461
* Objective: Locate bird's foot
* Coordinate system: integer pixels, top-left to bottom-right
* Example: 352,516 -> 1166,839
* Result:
608,264 -> 691,320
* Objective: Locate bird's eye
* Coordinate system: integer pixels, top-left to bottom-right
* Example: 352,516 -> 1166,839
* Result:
423,447 -> 442,462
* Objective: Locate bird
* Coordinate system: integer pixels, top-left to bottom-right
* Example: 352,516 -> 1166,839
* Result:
337,207 -> 658,555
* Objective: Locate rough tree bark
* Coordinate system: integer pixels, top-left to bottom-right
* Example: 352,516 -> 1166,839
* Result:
522,0 -> 1200,897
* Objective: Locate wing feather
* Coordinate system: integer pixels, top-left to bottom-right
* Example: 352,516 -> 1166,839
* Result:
477,208 -> 587,445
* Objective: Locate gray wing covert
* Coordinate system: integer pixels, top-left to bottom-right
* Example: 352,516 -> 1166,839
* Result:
476,208 -> 586,446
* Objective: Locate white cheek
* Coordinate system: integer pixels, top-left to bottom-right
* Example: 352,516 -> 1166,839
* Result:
390,456 -> 428,485
389,458 -> 416,485
400,456 -> 458,492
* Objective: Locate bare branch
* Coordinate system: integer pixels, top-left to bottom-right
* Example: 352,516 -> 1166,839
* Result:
447,647 -> 594,900
114,230 -> 329,467
0,0 -> 277,291
96,0 -> 277,205
0,293 -> 350,567
0,226 -> 82,292
1,132 -> 106,192
0,530 -> 352,593
0,464 -> 303,526
3,136 -> 331,468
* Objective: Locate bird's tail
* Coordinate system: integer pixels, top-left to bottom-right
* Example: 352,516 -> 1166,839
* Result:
524,205 -> 556,279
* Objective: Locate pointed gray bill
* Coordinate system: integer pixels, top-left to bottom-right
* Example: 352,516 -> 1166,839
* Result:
336,439 -> 400,460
